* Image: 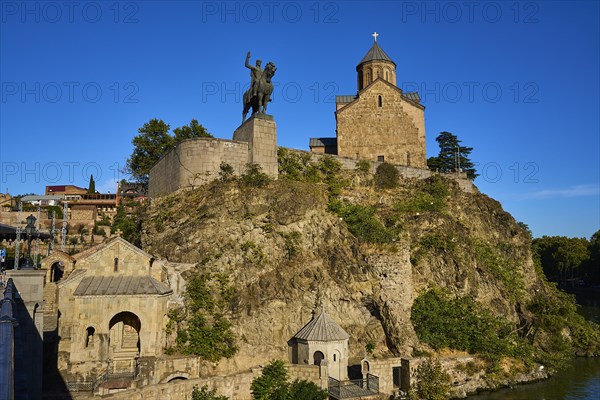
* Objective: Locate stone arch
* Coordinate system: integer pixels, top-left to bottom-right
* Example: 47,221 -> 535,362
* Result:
362,360 -> 370,373
108,311 -> 142,362
162,373 -> 191,383
50,262 -> 65,282
42,250 -> 75,282
313,351 -> 325,365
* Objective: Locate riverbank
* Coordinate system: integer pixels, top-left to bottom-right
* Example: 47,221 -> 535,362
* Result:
462,288 -> 600,399
466,357 -> 600,399
445,357 -> 548,399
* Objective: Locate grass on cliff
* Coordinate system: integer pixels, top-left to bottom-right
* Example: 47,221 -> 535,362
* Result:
412,285 -> 600,372
166,272 -> 238,361
411,288 -> 534,367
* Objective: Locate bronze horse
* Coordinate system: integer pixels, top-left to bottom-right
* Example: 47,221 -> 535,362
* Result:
243,62 -> 276,122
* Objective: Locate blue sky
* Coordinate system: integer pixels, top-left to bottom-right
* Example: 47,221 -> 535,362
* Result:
1,0 -> 598,238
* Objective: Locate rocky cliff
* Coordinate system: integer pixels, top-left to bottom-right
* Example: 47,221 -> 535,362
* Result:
140,173 -> 598,390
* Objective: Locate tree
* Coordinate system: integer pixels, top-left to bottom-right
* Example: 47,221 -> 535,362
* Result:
250,360 -> 328,400
251,360 -> 289,400
288,379 -> 328,400
427,131 -> 478,179
125,119 -> 173,186
173,119 -> 213,142
125,118 -> 213,187
411,358 -> 450,400
533,236 -> 590,284
111,203 -> 143,247
586,230 -> 600,284
191,385 -> 229,400
87,175 -> 96,194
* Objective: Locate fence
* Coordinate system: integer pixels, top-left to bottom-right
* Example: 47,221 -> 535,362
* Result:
328,373 -> 379,399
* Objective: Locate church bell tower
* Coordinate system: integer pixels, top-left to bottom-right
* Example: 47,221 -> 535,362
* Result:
356,32 -> 397,91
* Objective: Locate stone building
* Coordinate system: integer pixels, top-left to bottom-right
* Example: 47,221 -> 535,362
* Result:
310,36 -> 427,168
288,308 -> 350,381
42,237 -> 174,389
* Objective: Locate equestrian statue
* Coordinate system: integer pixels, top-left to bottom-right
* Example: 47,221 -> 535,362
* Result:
243,51 -> 276,122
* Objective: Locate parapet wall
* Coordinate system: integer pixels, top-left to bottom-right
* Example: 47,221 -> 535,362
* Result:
286,148 -> 475,192
149,138 -> 249,197
97,363 -> 323,400
148,138 -> 474,198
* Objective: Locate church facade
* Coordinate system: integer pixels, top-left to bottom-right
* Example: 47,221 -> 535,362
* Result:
310,37 -> 427,168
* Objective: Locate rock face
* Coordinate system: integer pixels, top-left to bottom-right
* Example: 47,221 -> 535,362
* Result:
141,178 -> 549,373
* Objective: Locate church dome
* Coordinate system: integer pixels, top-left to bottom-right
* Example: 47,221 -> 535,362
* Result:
358,42 -> 396,67
356,35 -> 397,91
292,310 -> 350,342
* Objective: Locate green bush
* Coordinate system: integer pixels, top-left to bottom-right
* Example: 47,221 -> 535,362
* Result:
241,163 -> 270,188
277,148 -> 314,181
167,273 -> 238,361
410,358 -> 450,400
374,162 -> 399,189
355,159 -> 371,173
330,200 -> 396,244
219,162 -> 235,182
44,205 -> 63,219
411,288 -> 532,361
192,385 -> 229,400
251,360 -> 328,400
395,175 -> 450,213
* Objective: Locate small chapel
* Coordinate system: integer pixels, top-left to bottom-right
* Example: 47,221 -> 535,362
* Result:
310,33 -> 427,168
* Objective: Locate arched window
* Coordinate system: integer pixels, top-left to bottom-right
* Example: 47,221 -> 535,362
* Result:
333,354 -> 337,362
385,70 -> 389,81
378,95 -> 383,108
367,71 -> 372,85
85,326 -> 95,348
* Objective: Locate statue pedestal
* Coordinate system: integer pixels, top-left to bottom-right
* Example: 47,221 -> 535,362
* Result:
233,114 -> 278,179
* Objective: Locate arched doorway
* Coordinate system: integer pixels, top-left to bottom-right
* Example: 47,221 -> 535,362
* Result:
50,262 -> 64,282
313,351 -> 325,366
108,311 -> 141,373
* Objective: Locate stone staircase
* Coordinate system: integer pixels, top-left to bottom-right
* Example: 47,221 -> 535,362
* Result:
43,282 -> 58,332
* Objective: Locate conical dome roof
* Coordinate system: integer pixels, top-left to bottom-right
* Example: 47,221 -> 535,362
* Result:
293,310 -> 350,341
358,42 -> 395,66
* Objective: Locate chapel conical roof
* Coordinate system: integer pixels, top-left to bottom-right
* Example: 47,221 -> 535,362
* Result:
358,41 -> 395,66
292,310 -> 350,341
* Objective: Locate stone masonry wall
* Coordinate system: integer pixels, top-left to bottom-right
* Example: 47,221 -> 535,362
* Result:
337,79 -> 426,168
233,114 -> 278,178
287,148 -> 475,193
95,364 -> 322,400
149,138 -> 249,197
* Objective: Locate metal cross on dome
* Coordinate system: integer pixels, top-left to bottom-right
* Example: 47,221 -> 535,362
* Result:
372,32 -> 379,42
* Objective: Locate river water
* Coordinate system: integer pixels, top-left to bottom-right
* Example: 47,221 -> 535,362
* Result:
469,291 -> 600,400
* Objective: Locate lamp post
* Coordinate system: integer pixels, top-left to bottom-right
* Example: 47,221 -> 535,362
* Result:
21,214 -> 37,269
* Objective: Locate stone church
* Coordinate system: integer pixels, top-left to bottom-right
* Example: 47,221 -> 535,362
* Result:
41,237 -> 176,390
310,35 -> 427,168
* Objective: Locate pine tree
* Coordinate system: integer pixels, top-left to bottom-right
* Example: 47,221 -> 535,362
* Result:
427,131 -> 478,179
87,175 -> 96,194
